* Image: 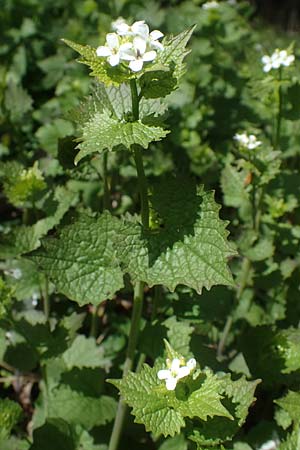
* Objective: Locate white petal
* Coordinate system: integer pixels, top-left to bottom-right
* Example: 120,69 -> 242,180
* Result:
157,369 -> 171,380
120,48 -> 136,61
263,64 -> 271,72
129,59 -> 144,72
116,23 -> 130,35
132,21 -> 149,38
108,54 -> 120,66
187,358 -> 196,370
142,50 -> 157,62
150,30 -> 164,40
96,46 -> 111,57
150,41 -> 164,51
133,36 -> 147,55
166,377 -> 177,391
111,17 -> 127,31
261,55 -> 271,64
170,358 -> 180,373
177,366 -> 190,379
106,33 -> 119,49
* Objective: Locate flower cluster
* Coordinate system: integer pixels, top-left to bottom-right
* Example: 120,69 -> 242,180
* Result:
261,49 -> 295,73
96,19 -> 164,72
157,357 -> 196,391
234,132 -> 262,150
202,1 -> 219,9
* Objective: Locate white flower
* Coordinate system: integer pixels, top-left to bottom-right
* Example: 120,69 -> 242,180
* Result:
111,17 -> 127,32
121,36 -> 157,72
262,48 -> 295,72
11,268 -> 22,279
234,132 -> 262,150
97,20 -> 164,71
114,20 -> 149,38
96,33 -> 131,67
258,439 -> 279,450
202,1 -> 219,10
115,19 -> 164,51
157,357 -> 197,391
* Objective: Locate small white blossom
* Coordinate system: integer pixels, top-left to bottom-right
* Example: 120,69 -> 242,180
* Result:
96,33 -> 131,67
258,439 -> 279,450
111,17 -> 127,31
97,20 -> 164,72
262,49 -> 295,72
31,292 -> 39,307
121,36 -> 157,72
202,1 -> 219,10
11,268 -> 22,279
114,20 -> 149,37
5,331 -> 12,340
157,357 -> 197,391
115,19 -> 164,51
234,132 -> 262,150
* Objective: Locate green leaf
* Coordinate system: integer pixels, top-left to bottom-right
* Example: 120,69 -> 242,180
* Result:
275,391 -> 300,425
220,375 -> 260,427
118,177 -> 235,293
30,418 -> 75,450
46,386 -> 116,429
0,278 -> 13,319
140,26 -> 195,99
71,82 -> 167,126
4,82 -> 32,122
0,186 -> 78,258
158,434 -> 188,450
35,119 -> 74,156
187,375 -> 259,448
62,335 -> 110,370
28,212 -> 124,306
62,39 -> 130,86
2,161 -> 46,208
221,162 -> 251,211
275,328 -> 300,374
278,428 -> 300,450
164,317 -> 194,358
109,363 -> 232,437
74,112 -> 169,165
0,399 -> 22,439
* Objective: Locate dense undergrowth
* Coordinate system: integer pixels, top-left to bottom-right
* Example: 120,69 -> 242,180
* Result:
1,1 -> 300,449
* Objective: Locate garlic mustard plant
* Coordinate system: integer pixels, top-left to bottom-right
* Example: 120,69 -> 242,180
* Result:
157,357 -> 197,390
261,49 -> 295,72
96,19 -> 164,72
234,132 -> 262,150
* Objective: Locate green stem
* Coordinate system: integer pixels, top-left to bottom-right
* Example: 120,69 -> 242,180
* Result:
90,305 -> 101,338
217,257 -> 251,359
130,78 -> 149,229
108,78 -> 149,450
43,276 -> 50,322
103,151 -> 110,211
275,67 -> 283,149
108,281 -> 144,450
133,145 -> 149,229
